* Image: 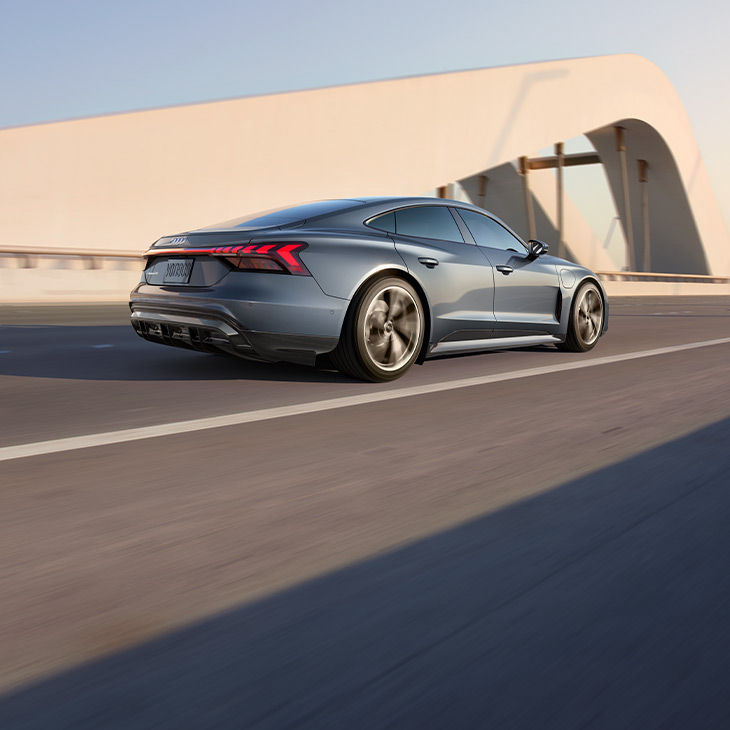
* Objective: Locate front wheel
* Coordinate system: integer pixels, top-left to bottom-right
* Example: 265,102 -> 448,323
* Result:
331,276 -> 425,381
557,281 -> 604,352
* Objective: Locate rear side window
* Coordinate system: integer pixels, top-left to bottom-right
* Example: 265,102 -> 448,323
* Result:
394,206 -> 464,242
457,209 -> 525,252
368,211 -> 396,233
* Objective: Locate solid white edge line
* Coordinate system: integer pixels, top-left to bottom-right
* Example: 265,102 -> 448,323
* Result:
2,337 -> 729,463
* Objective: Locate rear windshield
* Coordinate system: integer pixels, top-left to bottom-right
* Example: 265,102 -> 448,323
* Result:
201,200 -> 361,230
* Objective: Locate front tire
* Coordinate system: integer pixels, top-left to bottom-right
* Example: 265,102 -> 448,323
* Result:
557,281 -> 604,352
331,276 -> 425,382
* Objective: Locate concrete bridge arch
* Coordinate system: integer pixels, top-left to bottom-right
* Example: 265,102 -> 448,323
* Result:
0,54 -> 727,274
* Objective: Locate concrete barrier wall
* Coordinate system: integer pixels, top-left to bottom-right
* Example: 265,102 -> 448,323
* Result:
0,267 -> 141,304
601,280 -> 730,297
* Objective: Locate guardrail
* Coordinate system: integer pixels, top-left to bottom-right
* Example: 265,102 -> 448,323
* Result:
0,246 -> 142,270
0,248 -> 728,283
596,271 -> 730,284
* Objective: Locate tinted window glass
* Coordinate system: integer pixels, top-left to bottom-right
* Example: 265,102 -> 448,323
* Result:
368,211 -> 396,233
458,209 -> 525,252
203,199 -> 361,230
395,206 -> 464,242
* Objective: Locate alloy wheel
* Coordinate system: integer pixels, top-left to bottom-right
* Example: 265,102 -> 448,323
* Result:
576,286 -> 603,346
362,285 -> 421,371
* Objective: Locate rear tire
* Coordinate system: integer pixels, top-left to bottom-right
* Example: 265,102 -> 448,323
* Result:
557,281 -> 604,352
330,276 -> 425,382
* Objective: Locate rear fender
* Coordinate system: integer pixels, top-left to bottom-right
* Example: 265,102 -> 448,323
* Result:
299,233 -> 410,300
301,234 -> 435,361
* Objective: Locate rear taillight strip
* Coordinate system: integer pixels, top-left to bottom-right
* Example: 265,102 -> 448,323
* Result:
146,242 -> 310,275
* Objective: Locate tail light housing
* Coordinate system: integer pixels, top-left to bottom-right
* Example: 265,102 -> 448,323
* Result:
222,242 -> 309,275
146,242 -> 310,276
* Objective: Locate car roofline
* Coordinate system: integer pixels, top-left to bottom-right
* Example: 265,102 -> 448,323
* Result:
180,197 -> 522,239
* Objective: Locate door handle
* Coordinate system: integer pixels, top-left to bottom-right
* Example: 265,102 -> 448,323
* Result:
418,257 -> 439,269
496,265 -> 514,275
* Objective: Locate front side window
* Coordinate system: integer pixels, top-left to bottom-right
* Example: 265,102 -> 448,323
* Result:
457,209 -> 525,253
394,206 -> 464,243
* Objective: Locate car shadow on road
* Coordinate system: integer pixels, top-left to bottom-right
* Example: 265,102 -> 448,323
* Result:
2,418 -> 729,729
0,325 -> 353,383
0,325 -> 570,382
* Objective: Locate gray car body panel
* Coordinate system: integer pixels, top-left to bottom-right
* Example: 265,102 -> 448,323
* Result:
130,196 -> 608,366
390,233 -> 495,342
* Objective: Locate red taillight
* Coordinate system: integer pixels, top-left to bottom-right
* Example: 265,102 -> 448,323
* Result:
147,242 -> 310,275
226,242 -> 309,275
224,255 -> 283,272
277,243 -> 307,273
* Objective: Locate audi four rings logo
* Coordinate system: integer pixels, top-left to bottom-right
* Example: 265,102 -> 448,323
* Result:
168,236 -> 188,246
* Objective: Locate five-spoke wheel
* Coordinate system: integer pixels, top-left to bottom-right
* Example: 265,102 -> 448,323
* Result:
557,281 -> 604,352
331,276 -> 425,381
362,284 -> 421,372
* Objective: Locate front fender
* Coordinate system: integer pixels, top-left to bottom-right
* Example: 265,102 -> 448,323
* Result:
559,267 -> 609,336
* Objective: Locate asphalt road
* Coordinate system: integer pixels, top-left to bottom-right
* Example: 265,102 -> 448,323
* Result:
1,296 -> 729,728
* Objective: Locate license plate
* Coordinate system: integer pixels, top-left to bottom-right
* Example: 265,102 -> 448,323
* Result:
163,258 -> 193,284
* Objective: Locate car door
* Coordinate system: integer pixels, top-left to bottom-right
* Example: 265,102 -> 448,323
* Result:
454,208 -> 561,335
370,205 -> 496,343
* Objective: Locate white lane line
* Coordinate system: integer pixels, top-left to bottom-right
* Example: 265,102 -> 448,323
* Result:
1,337 -> 729,464
90,344 -> 114,349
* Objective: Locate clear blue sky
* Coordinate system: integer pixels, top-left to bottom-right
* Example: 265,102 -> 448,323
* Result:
1,0 -> 728,234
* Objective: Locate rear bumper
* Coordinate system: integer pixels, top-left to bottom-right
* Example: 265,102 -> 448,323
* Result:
129,275 -> 346,365
130,308 -> 337,365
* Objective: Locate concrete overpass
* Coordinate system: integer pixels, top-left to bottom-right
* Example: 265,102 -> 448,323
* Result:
0,53 -> 728,300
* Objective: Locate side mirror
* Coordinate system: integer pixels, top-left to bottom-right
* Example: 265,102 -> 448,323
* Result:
527,239 -> 549,259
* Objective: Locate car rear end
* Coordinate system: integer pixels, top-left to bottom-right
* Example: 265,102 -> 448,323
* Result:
130,232 -> 347,366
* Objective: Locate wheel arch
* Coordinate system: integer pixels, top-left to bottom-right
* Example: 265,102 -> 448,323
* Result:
339,267 -> 433,365
575,275 -> 609,335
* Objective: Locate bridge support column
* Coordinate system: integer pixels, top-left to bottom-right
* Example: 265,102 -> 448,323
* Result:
518,156 -> 537,241
638,159 -> 651,271
555,142 -> 565,258
614,126 -> 636,270
477,174 -> 488,208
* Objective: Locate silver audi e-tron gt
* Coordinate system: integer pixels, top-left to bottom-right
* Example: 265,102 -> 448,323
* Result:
130,197 -> 608,381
